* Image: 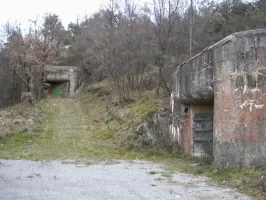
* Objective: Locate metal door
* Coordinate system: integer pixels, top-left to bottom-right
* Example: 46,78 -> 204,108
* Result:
193,113 -> 213,157
54,87 -> 62,98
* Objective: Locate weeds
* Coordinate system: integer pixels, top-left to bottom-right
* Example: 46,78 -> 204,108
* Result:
0,81 -> 265,198
148,171 -> 158,175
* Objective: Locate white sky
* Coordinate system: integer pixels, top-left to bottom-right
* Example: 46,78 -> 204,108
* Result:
0,0 -> 192,29
0,0 -> 108,28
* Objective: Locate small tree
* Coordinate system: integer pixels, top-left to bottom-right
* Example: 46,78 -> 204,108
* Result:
38,14 -> 65,96
3,22 -> 41,103
152,0 -> 180,95
39,13 -> 65,65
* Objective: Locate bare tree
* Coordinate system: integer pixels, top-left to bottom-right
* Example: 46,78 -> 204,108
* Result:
3,22 -> 41,103
2,15 -> 64,103
38,14 -> 65,96
152,0 -> 180,95
39,13 -> 65,64
189,0 -> 194,56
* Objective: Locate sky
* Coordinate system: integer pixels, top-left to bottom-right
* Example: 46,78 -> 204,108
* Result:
0,0 -> 192,29
0,0 -> 108,28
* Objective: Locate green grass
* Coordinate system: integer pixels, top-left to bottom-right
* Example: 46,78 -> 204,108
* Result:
133,90 -> 167,120
161,171 -> 173,179
0,91 -> 169,161
148,171 -> 158,175
154,177 -> 164,181
134,99 -> 158,119
0,81 -> 265,198
8,133 -> 33,143
85,161 -> 92,166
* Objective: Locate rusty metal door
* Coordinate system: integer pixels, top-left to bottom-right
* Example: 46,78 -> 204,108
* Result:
193,113 -> 213,157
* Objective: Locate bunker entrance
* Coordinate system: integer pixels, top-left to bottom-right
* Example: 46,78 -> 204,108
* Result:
189,104 -> 213,157
45,80 -> 70,98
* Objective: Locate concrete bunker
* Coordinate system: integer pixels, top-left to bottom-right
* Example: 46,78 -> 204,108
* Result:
170,29 -> 266,169
44,66 -> 81,98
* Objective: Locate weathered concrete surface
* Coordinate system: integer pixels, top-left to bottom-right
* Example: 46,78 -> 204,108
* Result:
0,159 -> 251,200
171,50 -> 214,104
213,29 -> 266,169
45,66 -> 82,94
171,29 -> 266,169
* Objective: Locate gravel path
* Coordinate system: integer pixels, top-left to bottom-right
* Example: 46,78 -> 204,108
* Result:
0,159 -> 252,200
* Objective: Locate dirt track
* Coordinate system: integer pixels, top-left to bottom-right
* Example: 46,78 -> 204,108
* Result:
0,98 -> 253,199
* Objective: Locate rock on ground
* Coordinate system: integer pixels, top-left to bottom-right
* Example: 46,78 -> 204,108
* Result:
0,159 -> 251,200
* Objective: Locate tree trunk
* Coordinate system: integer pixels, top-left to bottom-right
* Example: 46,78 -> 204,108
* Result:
28,77 -> 36,105
22,78 -> 36,105
156,65 -> 162,95
189,0 -> 194,56
140,63 -> 146,93
40,64 -> 45,98
136,70 -> 139,93
160,71 -> 171,94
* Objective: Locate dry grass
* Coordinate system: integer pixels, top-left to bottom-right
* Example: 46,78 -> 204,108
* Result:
0,81 -> 266,199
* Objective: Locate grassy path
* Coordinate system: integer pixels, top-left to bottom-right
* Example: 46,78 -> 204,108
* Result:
0,95 -> 264,198
0,96 -> 150,160
50,98 -> 90,157
0,97 -> 104,160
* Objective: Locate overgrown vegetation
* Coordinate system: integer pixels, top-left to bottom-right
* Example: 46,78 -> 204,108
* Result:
81,82 -> 169,152
2,0 -> 266,101
0,0 -> 266,198
0,99 -> 53,137
0,83 -> 167,160
0,81 -> 266,198
184,163 -> 266,199
0,14 -> 65,102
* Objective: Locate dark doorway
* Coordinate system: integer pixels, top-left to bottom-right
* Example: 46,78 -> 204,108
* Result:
192,113 -> 213,157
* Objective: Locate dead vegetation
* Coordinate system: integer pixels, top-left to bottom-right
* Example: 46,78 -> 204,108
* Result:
0,100 -> 53,138
0,80 -> 266,198
77,80 -> 266,199
83,80 -> 172,152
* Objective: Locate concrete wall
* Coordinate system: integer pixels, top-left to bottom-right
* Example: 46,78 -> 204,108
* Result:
171,47 -> 214,104
45,66 -> 81,95
213,29 -> 266,169
171,29 -> 266,169
0,56 -> 22,109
